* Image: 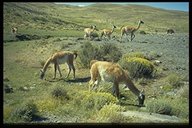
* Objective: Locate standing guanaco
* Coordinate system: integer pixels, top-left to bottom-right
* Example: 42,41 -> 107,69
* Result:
40,51 -> 77,80
84,25 -> 97,40
89,60 -> 145,106
100,25 -> 116,40
121,20 -> 144,41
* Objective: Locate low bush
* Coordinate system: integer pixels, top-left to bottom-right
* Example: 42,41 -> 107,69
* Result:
72,91 -> 118,111
119,56 -> 155,79
51,87 -> 69,100
79,42 -> 122,68
35,97 -> 60,112
10,102 -> 38,122
121,52 -> 147,59
146,100 -> 172,115
165,73 -> 182,88
94,103 -> 128,123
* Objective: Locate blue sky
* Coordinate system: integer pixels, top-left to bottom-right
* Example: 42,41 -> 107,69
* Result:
55,2 -> 189,12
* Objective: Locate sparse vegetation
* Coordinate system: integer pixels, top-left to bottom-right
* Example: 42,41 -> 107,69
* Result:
119,54 -> 155,79
165,73 -> 183,88
94,103 -> 128,123
147,99 -> 172,115
79,42 -> 122,67
9,101 -> 38,122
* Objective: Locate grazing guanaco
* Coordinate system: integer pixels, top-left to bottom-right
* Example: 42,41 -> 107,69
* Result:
84,25 -> 97,40
100,25 -> 116,40
40,51 -> 77,80
121,20 -> 144,41
89,60 -> 145,106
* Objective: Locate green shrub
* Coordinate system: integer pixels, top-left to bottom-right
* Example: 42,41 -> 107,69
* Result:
79,42 -> 122,68
94,103 -> 128,123
122,52 -> 147,59
10,102 -> 38,122
119,56 -> 155,79
146,100 -> 172,115
73,91 -> 118,111
166,73 -> 182,88
35,97 -> 60,112
51,87 -> 69,100
97,43 -> 122,62
78,42 -> 99,67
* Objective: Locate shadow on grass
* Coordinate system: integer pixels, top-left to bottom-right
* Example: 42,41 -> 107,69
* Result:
65,77 -> 91,83
119,100 -> 145,107
45,77 -> 91,83
32,115 -> 49,122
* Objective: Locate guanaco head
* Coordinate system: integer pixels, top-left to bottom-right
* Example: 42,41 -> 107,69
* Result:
113,25 -> 117,29
139,20 -> 144,24
138,89 -> 145,107
40,69 -> 45,79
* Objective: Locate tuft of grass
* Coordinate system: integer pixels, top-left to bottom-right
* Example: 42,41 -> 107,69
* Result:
166,73 -> 183,88
51,87 -> 69,100
146,100 -> 172,115
9,101 -> 38,122
94,103 -> 129,123
72,91 -> 118,111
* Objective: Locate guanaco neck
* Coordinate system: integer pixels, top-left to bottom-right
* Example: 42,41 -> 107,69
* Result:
124,72 -> 141,96
135,21 -> 142,31
42,57 -> 52,73
111,27 -> 115,33
125,79 -> 140,96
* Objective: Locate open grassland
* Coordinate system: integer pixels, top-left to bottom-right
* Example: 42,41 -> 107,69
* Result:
3,2 -> 189,124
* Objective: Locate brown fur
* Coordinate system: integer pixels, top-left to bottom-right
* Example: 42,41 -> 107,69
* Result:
89,61 -> 141,97
121,20 -> 144,41
40,51 -> 77,79
84,25 -> 97,39
100,25 -> 116,39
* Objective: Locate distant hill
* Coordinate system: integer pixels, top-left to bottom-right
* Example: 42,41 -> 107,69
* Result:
3,2 -> 189,37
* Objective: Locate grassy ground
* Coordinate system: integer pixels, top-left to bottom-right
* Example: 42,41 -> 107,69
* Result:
3,33 -> 189,123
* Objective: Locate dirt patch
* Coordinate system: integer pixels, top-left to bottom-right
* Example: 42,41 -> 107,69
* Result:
121,110 -> 182,123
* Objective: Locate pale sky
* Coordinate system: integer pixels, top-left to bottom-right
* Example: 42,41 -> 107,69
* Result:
55,2 -> 189,12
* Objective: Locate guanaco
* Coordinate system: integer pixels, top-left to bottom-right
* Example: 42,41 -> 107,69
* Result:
40,51 -> 77,80
100,25 -> 116,40
11,27 -> 18,34
89,60 -> 145,106
84,25 -> 97,40
121,20 -> 144,41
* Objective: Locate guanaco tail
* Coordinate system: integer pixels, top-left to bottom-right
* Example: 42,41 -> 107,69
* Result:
100,25 -> 116,40
40,51 -> 77,80
121,20 -> 144,41
89,60 -> 145,106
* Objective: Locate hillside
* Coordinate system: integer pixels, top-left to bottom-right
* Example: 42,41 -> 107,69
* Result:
3,2 -> 189,41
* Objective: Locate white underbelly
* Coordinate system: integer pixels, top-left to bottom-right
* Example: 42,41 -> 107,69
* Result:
98,66 -> 114,82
